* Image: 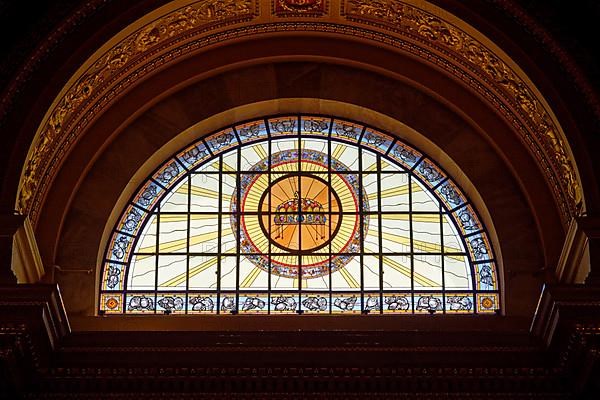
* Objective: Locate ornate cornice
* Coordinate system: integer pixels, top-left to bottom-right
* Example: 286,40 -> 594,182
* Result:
21,393 -> 571,400
5,284 -> 600,397
30,366 -> 565,396
16,0 -> 582,229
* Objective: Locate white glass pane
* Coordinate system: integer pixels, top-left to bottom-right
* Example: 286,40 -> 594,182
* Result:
240,143 -> 268,170
160,178 -> 188,212
219,256 -> 237,290
134,214 -> 157,254
380,215 -> 410,253
362,173 -> 379,211
412,179 -> 440,212
331,257 -> 361,291
382,255 -> 411,289
157,255 -> 187,289
188,214 -> 219,253
379,173 -> 409,211
158,214 -> 188,253
363,255 -> 381,290
239,258 -> 268,290
129,255 -> 156,290
444,255 -> 472,290
331,141 -> 359,170
412,214 -> 441,254
190,174 -> 220,212
188,255 -> 218,290
413,255 -> 443,290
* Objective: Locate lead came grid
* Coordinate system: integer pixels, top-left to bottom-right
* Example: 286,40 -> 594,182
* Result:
100,115 -> 499,315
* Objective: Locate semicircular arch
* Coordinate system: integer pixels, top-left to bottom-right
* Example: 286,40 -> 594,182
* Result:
99,113 -> 501,316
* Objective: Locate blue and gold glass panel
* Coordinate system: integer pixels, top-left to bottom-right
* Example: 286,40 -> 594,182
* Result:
99,115 -> 499,314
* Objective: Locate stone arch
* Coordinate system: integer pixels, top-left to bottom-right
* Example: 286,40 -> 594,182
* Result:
5,1 -> 594,328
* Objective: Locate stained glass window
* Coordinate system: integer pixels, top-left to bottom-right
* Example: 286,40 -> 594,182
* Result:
100,115 -> 500,315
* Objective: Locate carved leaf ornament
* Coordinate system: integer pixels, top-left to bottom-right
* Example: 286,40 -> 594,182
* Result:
18,0 -> 581,227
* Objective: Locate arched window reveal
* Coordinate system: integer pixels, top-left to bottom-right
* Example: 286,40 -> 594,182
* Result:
100,115 -> 499,315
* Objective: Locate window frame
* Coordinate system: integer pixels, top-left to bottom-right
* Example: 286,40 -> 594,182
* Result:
99,114 -> 500,315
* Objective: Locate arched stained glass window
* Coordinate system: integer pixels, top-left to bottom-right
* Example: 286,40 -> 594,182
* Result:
100,115 -> 500,315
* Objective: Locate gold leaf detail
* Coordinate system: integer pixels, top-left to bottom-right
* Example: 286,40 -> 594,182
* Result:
18,0 -> 254,216
345,0 -> 582,209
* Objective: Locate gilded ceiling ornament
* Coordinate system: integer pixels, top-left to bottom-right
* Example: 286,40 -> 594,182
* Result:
343,0 -> 582,210
274,0 -> 325,14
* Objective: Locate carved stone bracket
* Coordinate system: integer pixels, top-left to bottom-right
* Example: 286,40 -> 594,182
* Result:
0,284 -> 70,359
12,216 -> 45,284
0,214 -> 44,284
0,213 -> 44,285
555,216 -> 600,283
0,214 -> 26,284
531,284 -> 600,395
578,216 -> 600,284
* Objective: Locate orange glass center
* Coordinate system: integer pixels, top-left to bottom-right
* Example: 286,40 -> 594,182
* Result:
259,174 -> 341,253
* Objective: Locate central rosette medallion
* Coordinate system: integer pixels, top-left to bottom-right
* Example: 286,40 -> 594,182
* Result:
260,174 -> 342,253
231,149 -> 368,279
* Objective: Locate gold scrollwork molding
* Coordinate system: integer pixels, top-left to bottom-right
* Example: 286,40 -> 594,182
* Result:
342,0 -> 582,219
18,0 -> 583,229
18,0 -> 256,220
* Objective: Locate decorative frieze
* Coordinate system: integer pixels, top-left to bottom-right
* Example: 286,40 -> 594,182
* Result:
18,0 -> 257,222
342,0 -> 582,220
273,0 -> 328,17
17,0 -> 582,231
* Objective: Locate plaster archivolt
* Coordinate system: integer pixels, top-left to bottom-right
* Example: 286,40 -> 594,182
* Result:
17,0 -> 582,228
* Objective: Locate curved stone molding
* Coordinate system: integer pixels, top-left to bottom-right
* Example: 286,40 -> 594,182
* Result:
342,0 -> 582,219
17,0 -> 257,222
17,0 -> 582,229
